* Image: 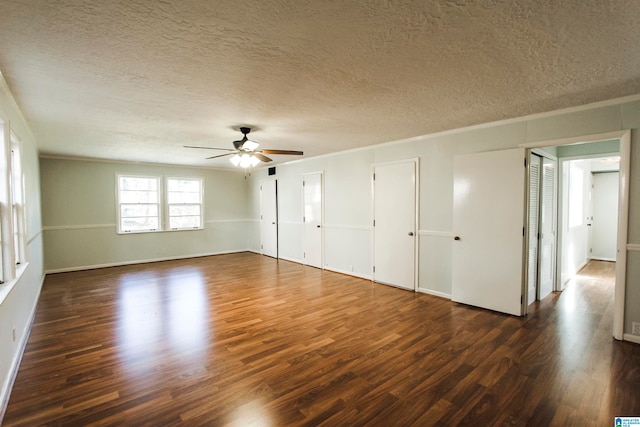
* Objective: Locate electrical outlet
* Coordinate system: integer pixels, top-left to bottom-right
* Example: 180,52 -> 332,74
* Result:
633,322 -> 640,336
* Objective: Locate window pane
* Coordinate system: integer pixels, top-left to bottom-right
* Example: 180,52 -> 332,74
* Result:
117,175 -> 160,233
169,216 -> 201,229
120,190 -> 159,203
167,191 -> 200,204
167,178 -> 202,230
121,204 -> 159,218
167,179 -> 200,192
169,205 -> 200,216
119,176 -> 157,191
121,217 -> 159,232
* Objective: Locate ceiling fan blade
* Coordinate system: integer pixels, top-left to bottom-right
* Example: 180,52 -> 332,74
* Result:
254,153 -> 273,163
260,149 -> 304,156
184,145 -> 235,151
206,153 -> 235,160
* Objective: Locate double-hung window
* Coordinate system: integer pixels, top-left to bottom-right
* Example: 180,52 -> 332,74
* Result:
116,174 -> 203,233
167,177 -> 203,230
117,175 -> 160,233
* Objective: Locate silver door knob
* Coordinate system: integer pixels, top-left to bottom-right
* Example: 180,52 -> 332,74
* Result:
454,236 -> 461,241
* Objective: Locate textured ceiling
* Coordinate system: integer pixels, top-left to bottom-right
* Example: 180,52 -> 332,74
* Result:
0,0 -> 639,168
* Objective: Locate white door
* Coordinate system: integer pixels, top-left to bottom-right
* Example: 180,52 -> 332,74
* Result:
303,172 -> 323,268
373,160 -> 416,290
538,157 -> 557,299
527,154 -> 541,306
591,172 -> 619,261
452,148 -> 526,316
260,179 -> 278,258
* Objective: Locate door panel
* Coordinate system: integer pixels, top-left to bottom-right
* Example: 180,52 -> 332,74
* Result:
303,172 -> 323,268
373,161 -> 416,290
527,154 -> 541,305
591,172 -> 619,261
538,157 -> 557,299
260,180 -> 278,258
452,148 -> 525,316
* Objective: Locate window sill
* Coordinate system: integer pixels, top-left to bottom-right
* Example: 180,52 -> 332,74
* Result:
117,227 -> 204,235
0,262 -> 30,306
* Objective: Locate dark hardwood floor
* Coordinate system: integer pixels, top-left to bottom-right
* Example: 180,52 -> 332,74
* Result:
3,254 -> 639,426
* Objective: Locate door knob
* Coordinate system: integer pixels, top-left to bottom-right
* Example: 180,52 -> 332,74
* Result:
454,236 -> 461,241
408,232 -> 414,236
317,225 -> 321,228
272,222 -> 276,225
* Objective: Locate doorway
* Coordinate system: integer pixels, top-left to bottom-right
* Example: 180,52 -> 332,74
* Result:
523,130 -> 629,340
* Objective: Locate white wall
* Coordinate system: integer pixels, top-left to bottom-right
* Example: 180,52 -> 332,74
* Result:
248,98 -> 640,335
560,160 -> 590,285
40,158 -> 252,272
0,76 -> 44,417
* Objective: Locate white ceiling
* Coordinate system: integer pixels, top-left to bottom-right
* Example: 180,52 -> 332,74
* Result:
0,0 -> 639,168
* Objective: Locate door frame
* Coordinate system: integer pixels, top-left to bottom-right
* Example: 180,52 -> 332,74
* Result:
302,171 -> 324,269
521,129 -> 630,340
371,158 -> 420,291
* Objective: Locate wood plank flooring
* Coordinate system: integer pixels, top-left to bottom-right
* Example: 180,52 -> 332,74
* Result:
3,254 -> 639,426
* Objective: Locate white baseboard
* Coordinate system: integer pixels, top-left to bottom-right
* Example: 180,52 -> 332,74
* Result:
623,333 -> 640,345
0,273 -> 45,424
44,249 -> 252,274
323,266 -> 372,281
278,255 -> 304,265
417,287 -> 452,299
590,257 -> 616,262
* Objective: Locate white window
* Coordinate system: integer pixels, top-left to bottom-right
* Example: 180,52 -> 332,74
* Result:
166,177 -> 203,230
117,175 -> 160,233
10,134 -> 26,266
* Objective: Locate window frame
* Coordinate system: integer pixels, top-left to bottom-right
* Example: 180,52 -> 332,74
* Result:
116,173 -> 162,234
165,176 -> 204,231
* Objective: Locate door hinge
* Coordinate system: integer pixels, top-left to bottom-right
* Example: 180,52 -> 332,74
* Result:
524,158 -> 527,167
521,295 -> 523,304
373,266 -> 376,273
303,216 -> 305,223
303,181 -> 305,187
261,244 -> 263,249
260,185 -> 262,190
304,252 -> 306,258
373,173 -> 376,181
523,227 -> 525,236
373,219 -> 376,227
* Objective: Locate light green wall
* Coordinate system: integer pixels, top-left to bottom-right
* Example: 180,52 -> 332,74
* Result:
0,79 -> 44,413
556,139 -> 620,157
247,98 -> 640,335
40,158 -> 252,272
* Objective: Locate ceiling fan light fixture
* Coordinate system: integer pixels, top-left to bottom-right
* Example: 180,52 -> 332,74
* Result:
230,154 -> 241,166
239,153 -> 255,168
243,139 -> 260,151
250,155 -> 260,167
